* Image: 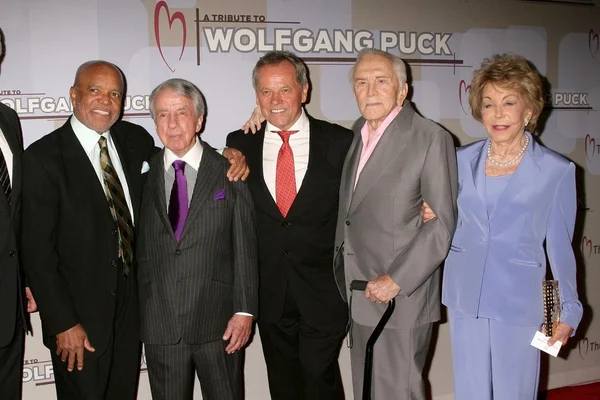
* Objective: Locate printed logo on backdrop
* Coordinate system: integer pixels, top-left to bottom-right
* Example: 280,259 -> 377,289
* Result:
579,337 -> 600,360
152,1 -> 461,71
545,92 -> 592,111
0,90 -> 151,120
22,358 -> 54,386
581,235 -> 600,261
458,80 -> 471,115
590,29 -> 599,58
585,134 -> 600,162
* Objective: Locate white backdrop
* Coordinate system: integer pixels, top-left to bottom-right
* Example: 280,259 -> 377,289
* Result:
2,0 -> 600,398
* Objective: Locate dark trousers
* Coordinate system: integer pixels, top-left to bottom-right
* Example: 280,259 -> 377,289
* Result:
50,270 -> 141,400
145,339 -> 243,400
0,316 -> 25,400
259,291 -> 346,400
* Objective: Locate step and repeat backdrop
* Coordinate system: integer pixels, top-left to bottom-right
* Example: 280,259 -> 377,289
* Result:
1,0 -> 599,398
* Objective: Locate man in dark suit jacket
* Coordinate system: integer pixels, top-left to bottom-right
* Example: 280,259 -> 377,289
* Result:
20,60 -> 156,399
0,27 -> 36,400
137,78 -> 258,400
227,51 -> 352,400
0,101 -> 36,400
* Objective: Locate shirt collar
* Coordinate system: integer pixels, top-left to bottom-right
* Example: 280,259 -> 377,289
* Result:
163,137 -> 203,172
265,108 -> 308,134
70,113 -> 110,155
361,104 -> 403,140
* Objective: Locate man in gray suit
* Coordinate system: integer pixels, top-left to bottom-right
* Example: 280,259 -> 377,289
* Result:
333,48 -> 458,399
136,78 -> 258,400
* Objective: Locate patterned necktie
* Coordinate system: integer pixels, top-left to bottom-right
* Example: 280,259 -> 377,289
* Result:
98,136 -> 135,276
0,146 -> 10,206
274,130 -> 298,217
168,160 -> 189,241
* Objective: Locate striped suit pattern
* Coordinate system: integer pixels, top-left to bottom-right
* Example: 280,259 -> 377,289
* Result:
136,142 -> 258,399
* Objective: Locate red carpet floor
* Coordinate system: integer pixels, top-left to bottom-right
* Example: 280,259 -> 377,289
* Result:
539,381 -> 600,399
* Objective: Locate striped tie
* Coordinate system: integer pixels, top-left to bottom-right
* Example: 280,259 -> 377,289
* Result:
98,136 -> 134,276
0,146 -> 10,206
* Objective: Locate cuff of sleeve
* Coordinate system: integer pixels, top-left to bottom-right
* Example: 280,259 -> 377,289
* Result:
235,312 -> 253,317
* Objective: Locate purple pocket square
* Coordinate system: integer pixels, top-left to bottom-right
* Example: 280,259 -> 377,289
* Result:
213,189 -> 226,201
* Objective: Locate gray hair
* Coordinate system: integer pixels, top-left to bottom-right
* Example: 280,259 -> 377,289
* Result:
149,78 -> 206,119
252,51 -> 308,91
350,48 -> 407,86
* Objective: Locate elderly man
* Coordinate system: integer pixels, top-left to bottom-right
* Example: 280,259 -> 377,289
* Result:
228,51 -> 352,400
137,78 -> 258,400
332,48 -> 458,399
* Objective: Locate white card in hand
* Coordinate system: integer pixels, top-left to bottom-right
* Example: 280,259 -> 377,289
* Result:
530,331 -> 562,357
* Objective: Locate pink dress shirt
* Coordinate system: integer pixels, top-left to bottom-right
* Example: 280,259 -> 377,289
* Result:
354,105 -> 403,189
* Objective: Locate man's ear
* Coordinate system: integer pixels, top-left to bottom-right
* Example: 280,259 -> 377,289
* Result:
397,82 -> 409,106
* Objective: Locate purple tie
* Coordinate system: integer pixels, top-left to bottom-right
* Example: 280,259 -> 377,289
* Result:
168,160 -> 189,241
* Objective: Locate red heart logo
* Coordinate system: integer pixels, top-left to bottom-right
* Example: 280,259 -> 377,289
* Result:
585,134 -> 596,162
458,80 -> 471,115
590,29 -> 600,58
582,236 -> 593,260
579,337 -> 589,360
154,1 -> 187,73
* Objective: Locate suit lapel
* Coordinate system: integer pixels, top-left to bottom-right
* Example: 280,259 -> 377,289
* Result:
286,117 -> 325,219
489,133 -> 541,221
60,122 -> 114,220
349,103 -> 414,214
179,142 -> 220,242
0,112 -> 21,217
470,139 -> 488,214
247,127 -> 283,220
340,129 -> 362,216
150,150 -> 173,239
111,125 -> 141,219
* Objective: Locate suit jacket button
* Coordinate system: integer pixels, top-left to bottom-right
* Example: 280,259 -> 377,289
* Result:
284,250 -> 291,257
110,289 -> 117,296
111,260 -> 117,267
345,221 -> 351,226
175,249 -> 182,256
111,229 -> 118,235
335,246 -> 339,252
282,221 -> 290,227
9,250 -> 16,257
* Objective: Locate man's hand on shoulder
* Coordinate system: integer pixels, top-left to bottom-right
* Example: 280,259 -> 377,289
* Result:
223,148 -> 250,181
242,107 -> 265,134
222,314 -> 253,354
56,323 -> 95,372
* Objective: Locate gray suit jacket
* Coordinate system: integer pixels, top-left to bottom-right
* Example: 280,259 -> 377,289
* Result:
137,143 -> 258,345
333,102 -> 458,329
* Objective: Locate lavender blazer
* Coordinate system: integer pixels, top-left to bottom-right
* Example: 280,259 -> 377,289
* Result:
442,132 -> 583,332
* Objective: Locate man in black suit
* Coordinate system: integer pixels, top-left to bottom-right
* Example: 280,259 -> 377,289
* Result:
0,27 -> 36,400
137,78 -> 258,400
227,51 -> 352,400
20,60 -> 156,399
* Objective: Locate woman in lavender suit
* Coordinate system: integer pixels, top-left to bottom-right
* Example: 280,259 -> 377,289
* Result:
425,54 -> 583,399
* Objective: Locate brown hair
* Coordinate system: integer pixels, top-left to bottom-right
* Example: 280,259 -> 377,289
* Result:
469,53 -> 544,133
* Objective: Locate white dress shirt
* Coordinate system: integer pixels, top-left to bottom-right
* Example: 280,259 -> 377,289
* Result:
163,138 -> 203,208
70,115 -> 135,224
263,110 -> 310,200
0,127 -> 14,184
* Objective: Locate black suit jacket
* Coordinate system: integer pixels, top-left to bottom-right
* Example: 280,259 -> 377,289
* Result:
227,115 -> 352,331
20,117 -> 155,353
0,103 -> 28,346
